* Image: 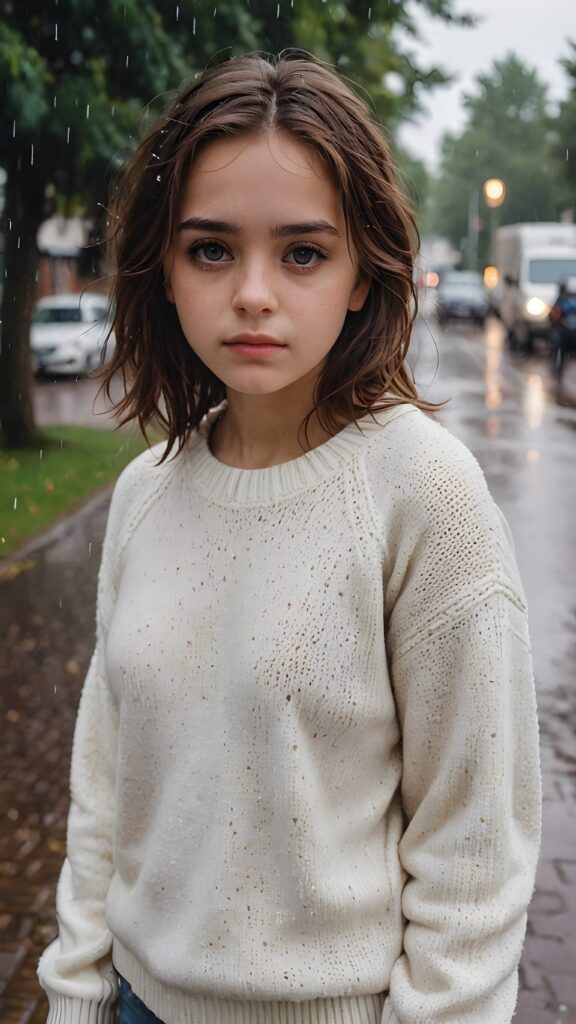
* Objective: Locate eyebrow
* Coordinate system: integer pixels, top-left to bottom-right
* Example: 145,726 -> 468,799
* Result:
178,217 -> 341,238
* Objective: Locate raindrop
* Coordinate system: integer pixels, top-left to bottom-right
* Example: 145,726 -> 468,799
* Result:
151,151 -> 160,159
368,6 -> 371,16
54,685 -> 58,694
86,104 -> 90,119
17,237 -> 21,249
30,143 -> 34,166
193,16 -> 196,33
88,541 -> 93,558
39,449 -> 43,460
156,175 -> 162,182
53,95 -> 57,108
213,6 -> 217,15
54,22 -> 58,41
13,497 -> 17,511
276,2 -> 280,15
125,54 -> 130,68
12,120 -> 15,137
59,597 -> 63,609
7,219 -> 11,231
175,4 -> 179,18
566,149 -> 569,162
66,126 -> 71,144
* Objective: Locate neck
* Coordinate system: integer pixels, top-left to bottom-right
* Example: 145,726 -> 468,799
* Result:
210,373 -> 335,469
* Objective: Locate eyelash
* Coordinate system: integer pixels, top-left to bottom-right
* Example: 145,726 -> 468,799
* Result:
185,239 -> 328,272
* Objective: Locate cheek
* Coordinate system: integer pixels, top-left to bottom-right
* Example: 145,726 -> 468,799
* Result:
172,278 -> 214,323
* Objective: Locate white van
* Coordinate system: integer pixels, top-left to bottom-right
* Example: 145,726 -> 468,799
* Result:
495,223 -> 576,350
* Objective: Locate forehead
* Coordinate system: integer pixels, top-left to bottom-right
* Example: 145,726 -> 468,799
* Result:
180,132 -> 343,223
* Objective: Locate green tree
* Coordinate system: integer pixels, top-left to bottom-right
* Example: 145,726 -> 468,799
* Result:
429,54 -> 572,267
553,40 -> 576,210
0,0 -> 469,447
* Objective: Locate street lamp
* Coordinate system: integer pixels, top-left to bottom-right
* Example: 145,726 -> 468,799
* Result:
483,178 -> 506,209
467,178 -> 507,269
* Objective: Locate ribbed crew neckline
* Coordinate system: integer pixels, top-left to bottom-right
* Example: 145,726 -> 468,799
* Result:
187,403 -> 415,505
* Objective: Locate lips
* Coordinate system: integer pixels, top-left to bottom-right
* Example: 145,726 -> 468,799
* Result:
224,334 -> 284,347
223,334 -> 286,358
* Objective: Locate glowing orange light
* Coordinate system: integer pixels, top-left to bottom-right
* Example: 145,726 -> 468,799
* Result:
483,178 -> 506,208
484,266 -> 499,289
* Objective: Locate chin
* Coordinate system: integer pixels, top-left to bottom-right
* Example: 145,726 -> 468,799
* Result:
224,373 -> 298,396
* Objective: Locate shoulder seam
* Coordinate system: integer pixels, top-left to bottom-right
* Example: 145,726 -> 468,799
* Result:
390,575 -> 528,663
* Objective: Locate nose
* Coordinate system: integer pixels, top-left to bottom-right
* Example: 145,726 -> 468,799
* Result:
231,257 -> 279,316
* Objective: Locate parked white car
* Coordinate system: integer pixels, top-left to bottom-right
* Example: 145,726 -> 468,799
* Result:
30,293 -> 115,376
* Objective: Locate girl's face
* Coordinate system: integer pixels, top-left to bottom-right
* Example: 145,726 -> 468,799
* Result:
165,131 -> 369,399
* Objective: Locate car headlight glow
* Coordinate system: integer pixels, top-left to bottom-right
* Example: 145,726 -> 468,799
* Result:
525,297 -> 549,317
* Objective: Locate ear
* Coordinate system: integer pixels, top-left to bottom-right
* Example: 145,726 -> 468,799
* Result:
348,276 -> 370,312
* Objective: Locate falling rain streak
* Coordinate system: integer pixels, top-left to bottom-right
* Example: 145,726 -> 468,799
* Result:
175,4 -> 179,19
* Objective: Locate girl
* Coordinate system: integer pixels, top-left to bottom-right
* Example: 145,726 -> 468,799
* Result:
38,52 -> 541,1024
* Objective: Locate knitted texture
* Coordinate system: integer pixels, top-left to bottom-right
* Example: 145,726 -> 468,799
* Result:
38,405 -> 541,1024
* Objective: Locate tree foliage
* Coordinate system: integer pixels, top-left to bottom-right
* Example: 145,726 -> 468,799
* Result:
0,0 -> 469,446
553,40 -> 576,200
428,54 -> 573,267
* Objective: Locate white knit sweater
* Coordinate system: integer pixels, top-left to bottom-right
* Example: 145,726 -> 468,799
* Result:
38,404 -> 541,1024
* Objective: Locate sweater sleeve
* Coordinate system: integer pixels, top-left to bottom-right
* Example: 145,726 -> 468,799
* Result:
37,460 -> 137,1024
368,422 -> 541,1024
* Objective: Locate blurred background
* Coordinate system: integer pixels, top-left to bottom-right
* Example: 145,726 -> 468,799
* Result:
0,3 -> 575,1023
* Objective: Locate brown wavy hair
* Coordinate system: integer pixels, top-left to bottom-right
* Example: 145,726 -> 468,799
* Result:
102,50 -> 436,461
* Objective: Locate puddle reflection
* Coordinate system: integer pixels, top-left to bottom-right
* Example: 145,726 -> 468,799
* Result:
524,373 -> 545,431
484,319 -> 503,411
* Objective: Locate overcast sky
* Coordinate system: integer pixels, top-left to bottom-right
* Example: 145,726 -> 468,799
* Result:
397,0 -> 572,169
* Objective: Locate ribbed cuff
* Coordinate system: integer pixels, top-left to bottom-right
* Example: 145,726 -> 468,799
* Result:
45,985 -> 117,1024
380,997 -> 400,1024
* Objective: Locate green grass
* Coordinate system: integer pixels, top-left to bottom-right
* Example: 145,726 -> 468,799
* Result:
0,426 -> 151,557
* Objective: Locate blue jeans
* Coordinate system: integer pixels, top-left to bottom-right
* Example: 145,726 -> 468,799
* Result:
118,977 -> 165,1024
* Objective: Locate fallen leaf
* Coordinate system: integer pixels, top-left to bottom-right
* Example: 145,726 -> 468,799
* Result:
0,558 -> 36,582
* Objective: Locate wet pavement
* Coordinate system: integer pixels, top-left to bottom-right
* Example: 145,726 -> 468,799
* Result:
1,317 -> 575,1022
